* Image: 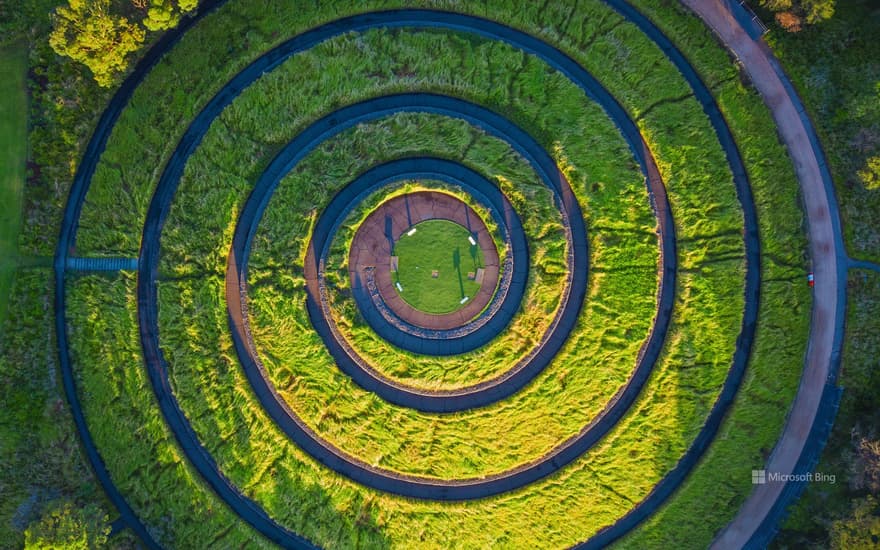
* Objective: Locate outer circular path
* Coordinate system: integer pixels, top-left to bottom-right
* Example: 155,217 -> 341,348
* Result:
681,2 -> 847,548
48,1 -> 846,549
349,190 -> 501,330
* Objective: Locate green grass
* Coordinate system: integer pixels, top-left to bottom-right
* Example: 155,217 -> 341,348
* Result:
61,0 -> 811,547
0,44 -> 27,330
392,219 -> 487,314
64,273 -> 273,549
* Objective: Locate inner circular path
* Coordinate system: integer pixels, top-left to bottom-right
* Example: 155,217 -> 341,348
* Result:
305,156 -> 531,364
348,190 -> 501,329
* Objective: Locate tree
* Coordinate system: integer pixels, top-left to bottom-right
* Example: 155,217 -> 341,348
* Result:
139,0 -> 198,32
830,497 -> 880,549
758,0 -> 836,31
858,156 -> 880,191
49,0 -> 145,87
24,500 -> 110,549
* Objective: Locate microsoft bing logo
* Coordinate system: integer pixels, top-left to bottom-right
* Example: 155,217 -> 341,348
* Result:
752,470 -> 766,484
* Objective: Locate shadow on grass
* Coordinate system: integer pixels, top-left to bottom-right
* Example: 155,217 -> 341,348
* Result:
452,247 -> 465,299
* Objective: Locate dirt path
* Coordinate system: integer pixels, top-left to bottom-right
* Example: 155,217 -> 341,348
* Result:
681,1 -> 847,547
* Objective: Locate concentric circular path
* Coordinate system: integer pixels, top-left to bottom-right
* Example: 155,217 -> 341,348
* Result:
46,2 -> 841,549
306,157 -> 530,358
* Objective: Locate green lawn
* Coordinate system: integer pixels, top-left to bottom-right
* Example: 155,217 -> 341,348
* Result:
0,44 -> 27,330
393,219 -> 486,314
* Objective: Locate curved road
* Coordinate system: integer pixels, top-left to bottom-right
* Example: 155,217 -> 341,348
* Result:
679,2 -> 847,548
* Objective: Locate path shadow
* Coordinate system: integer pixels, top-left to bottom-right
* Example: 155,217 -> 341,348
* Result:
403,194 -> 413,227
383,214 -> 395,251
469,232 -> 479,267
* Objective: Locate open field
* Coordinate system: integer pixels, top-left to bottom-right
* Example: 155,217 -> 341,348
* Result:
392,219 -> 486,314
0,44 -> 27,330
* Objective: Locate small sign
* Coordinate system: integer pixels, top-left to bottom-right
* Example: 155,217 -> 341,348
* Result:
460,296 -> 469,304
468,236 -> 476,246
396,282 -> 403,291
407,227 -> 417,236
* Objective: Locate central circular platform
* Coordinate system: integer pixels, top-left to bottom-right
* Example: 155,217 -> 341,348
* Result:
348,190 -> 501,330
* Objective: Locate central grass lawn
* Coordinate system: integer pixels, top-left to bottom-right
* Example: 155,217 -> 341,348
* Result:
0,44 -> 27,331
392,219 -> 486,314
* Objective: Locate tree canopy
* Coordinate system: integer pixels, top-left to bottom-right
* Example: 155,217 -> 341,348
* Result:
759,0 -> 836,31
49,0 -> 198,87
24,501 -> 109,549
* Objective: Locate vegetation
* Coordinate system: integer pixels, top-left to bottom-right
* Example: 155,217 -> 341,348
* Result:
65,273 -> 272,548
49,0 -> 145,87
605,1 -> 809,546
757,0 -> 836,31
0,271 -> 105,549
145,4 -> 754,545
49,0 -> 196,86
0,0 -> 839,547
159,29 -> 658,479
0,45 -> 27,330
282,114 -> 576,391
765,0 -> 880,262
23,499 -> 109,550
758,2 -> 880,546
777,269 -> 880,548
0,2 -> 121,546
